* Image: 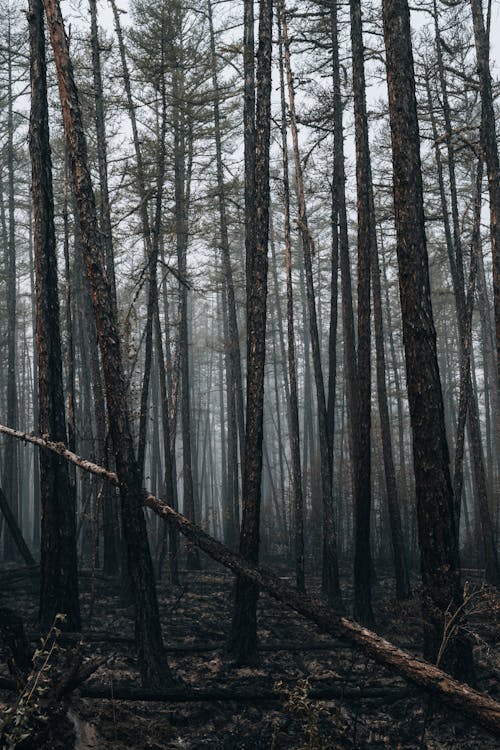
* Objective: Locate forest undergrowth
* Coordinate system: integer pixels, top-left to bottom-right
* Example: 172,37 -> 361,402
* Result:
0,564 -> 499,749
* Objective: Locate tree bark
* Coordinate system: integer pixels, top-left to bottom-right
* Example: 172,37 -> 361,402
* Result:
381,0 -> 473,677
349,0 -> 374,626
230,0 -> 273,664
29,0 -> 81,631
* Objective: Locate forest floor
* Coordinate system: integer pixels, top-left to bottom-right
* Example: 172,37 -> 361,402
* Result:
0,561 -> 499,749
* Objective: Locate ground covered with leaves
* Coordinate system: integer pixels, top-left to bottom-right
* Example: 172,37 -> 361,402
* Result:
1,561 -> 499,749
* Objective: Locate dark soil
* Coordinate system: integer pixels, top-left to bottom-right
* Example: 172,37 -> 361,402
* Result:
1,561 -> 499,749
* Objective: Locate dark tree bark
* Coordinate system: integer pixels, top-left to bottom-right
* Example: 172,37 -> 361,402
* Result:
89,0 -> 116,301
349,0 -> 374,626
43,0 -> 172,688
381,0 -> 473,677
88,0 -> 120,575
28,0 -> 80,631
230,0 -> 273,664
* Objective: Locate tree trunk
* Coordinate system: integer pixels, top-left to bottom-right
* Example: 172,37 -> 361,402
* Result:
230,0 -> 273,664
381,0 -> 473,678
349,0 -> 374,626
29,0 -> 81,632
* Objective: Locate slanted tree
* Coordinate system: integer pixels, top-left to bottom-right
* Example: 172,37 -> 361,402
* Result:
43,0 -> 172,688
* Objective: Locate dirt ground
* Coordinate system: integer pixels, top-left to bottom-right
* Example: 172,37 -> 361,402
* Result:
1,561 -> 499,749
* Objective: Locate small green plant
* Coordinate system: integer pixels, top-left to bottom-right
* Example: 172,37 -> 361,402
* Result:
271,678 -> 346,749
1,614 -> 67,750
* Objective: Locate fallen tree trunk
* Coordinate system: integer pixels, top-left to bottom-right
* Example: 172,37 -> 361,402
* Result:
2,423 -> 500,736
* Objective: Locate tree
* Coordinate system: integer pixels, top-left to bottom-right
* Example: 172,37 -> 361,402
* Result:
381,0 -> 473,676
230,0 -> 273,665
349,0 -> 374,626
28,0 -> 80,631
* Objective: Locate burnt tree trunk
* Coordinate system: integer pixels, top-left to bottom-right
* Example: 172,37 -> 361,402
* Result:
230,0 -> 273,664
381,0 -> 473,677
349,0 -> 374,627
29,0 -> 81,631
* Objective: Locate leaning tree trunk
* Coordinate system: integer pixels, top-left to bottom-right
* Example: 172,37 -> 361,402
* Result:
29,0 -> 81,631
3,424 -> 500,736
42,0 -> 172,689
381,0 -> 473,678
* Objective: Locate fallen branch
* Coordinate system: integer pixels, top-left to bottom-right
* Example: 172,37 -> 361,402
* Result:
2,422 -> 500,736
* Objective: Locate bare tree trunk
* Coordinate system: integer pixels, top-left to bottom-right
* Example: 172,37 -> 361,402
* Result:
372,224 -> 410,599
230,0 -> 273,664
349,0 -> 374,626
207,0 -> 245,482
381,0 -> 473,678
29,0 -> 80,630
